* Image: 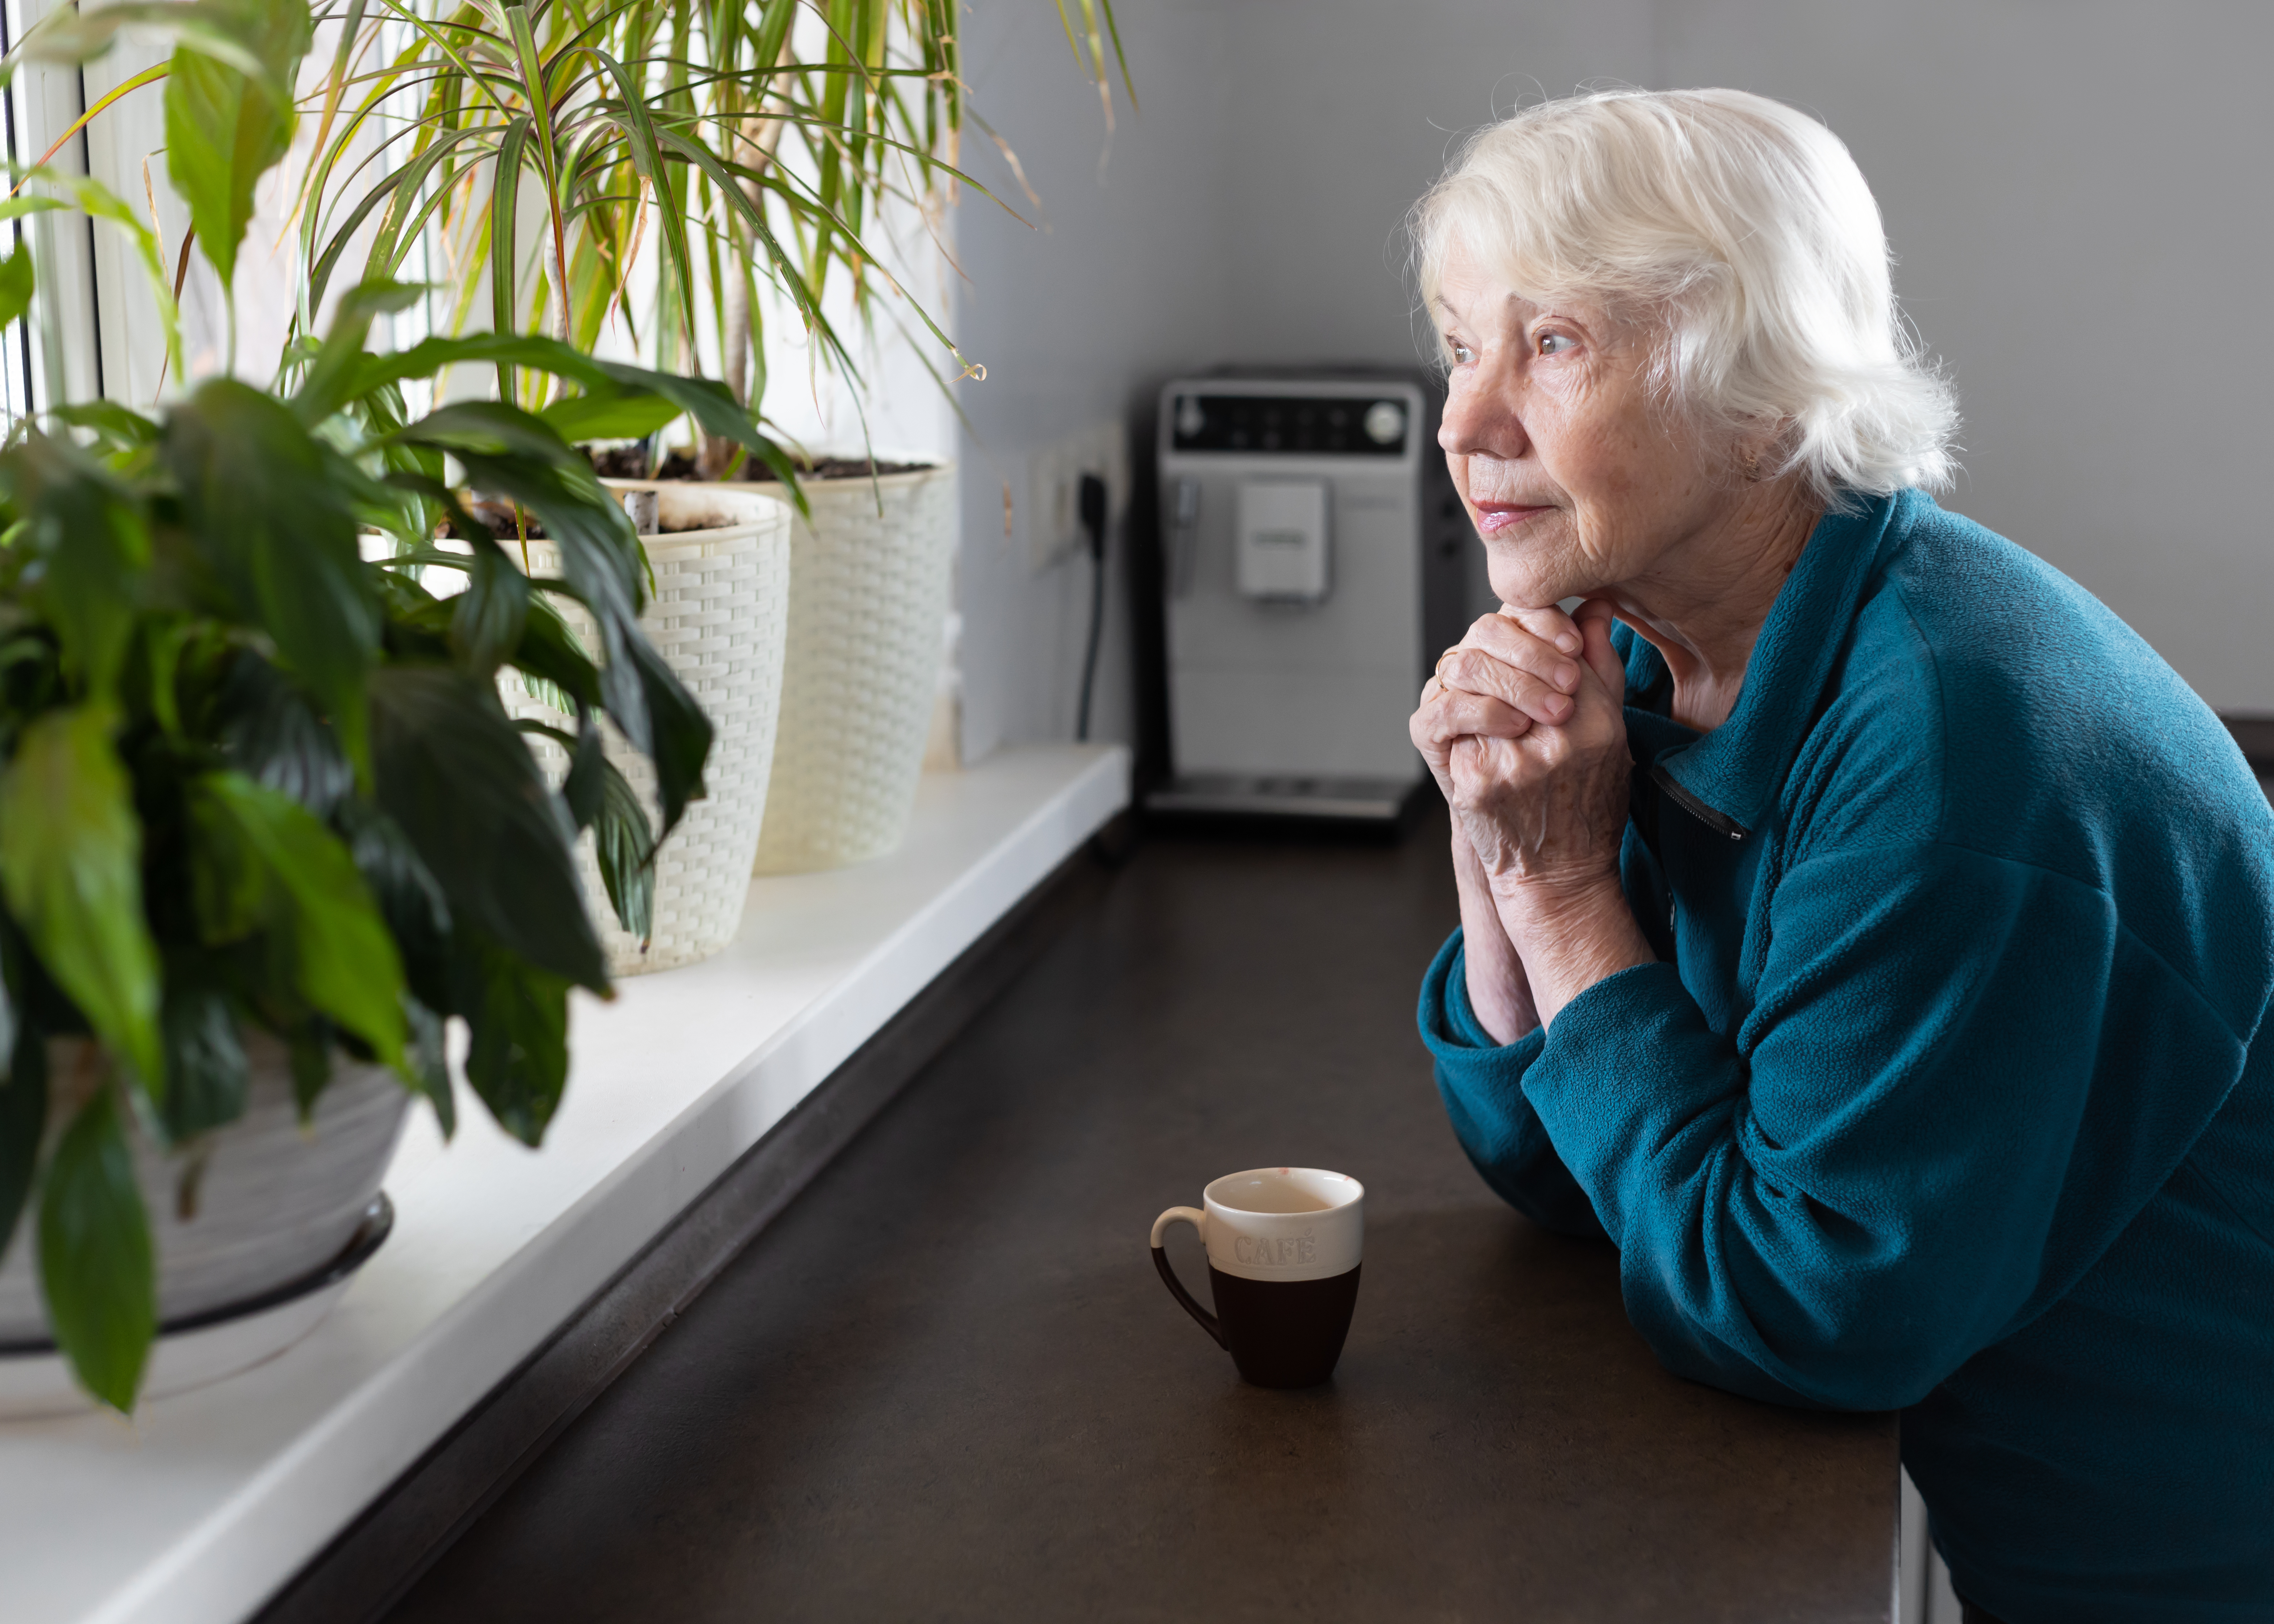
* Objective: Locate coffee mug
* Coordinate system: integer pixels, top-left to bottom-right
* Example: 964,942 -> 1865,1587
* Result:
1150,1167 -> 1364,1388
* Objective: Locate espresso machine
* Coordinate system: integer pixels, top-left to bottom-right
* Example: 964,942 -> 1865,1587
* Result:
1147,371 -> 1473,822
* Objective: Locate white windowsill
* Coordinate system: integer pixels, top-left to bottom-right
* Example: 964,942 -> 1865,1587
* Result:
0,744 -> 1131,1624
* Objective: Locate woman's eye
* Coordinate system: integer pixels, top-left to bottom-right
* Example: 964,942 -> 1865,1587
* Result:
1538,331 -> 1575,356
1446,339 -> 1475,365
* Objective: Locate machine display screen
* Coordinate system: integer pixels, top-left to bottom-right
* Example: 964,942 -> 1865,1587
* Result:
1170,394 -> 1408,457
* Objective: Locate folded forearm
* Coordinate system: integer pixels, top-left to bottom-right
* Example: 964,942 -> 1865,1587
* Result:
1492,875 -> 1657,1028
1452,822 -> 1540,1043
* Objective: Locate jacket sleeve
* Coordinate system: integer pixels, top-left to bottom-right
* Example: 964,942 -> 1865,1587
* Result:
1525,840 -> 2246,1411
1418,930 -> 1607,1242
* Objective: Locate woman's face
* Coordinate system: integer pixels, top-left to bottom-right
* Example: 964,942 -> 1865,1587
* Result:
1434,243 -> 1736,610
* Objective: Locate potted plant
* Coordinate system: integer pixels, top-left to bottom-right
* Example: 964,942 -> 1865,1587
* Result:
0,0 -> 786,1409
0,282 -> 782,1410
497,480 -> 792,973
294,0 -> 1131,870
249,0 -> 828,964
250,0 -> 827,956
604,450 -> 956,871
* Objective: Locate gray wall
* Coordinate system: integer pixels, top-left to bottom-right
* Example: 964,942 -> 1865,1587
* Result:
950,0 -> 1234,760
951,0 -> 2273,762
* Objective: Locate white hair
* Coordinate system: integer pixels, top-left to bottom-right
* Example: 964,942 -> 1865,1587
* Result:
1413,87 -> 1958,502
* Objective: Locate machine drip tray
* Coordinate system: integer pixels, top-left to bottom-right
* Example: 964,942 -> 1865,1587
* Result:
1145,773 -> 1424,823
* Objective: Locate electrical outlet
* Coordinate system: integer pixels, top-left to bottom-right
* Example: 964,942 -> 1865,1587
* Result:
1025,422 -> 1129,573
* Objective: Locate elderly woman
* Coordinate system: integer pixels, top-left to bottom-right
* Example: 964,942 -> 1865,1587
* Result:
1411,89 -> 2272,1624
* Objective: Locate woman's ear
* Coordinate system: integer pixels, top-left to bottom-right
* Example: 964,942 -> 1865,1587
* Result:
1573,598 -> 1626,705
1733,419 -> 1794,483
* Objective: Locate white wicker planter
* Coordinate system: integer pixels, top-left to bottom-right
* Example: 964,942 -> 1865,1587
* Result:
624,464 -> 955,873
0,1036 -> 408,1416
507,485 -> 792,975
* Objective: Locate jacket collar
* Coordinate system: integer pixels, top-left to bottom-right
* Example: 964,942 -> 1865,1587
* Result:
1627,489 -> 1916,842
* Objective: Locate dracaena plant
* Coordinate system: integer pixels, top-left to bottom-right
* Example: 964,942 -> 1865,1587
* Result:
294,0 -> 1129,473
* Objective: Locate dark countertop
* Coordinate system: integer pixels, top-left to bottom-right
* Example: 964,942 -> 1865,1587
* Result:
389,805 -> 1896,1624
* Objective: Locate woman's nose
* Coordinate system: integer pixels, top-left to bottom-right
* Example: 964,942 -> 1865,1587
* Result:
1438,367 -> 1526,462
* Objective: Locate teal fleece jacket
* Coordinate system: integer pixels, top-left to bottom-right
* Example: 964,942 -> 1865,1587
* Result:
1418,490 -> 2274,1621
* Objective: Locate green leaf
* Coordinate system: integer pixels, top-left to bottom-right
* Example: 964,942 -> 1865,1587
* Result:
0,195 -> 71,227
156,980 -> 248,1143
290,278 -> 425,427
401,433 -> 655,752
402,994 -> 453,1138
211,651 -> 353,817
421,446 -> 666,765
537,386 -> 682,447
0,908 -> 91,1046
557,714 -> 604,829
368,666 -> 607,991
489,115 -> 531,399
49,402 -> 162,456
0,434 -> 151,696
286,1019 -> 330,1119
0,1018 -> 46,1269
164,380 -> 379,778
161,0 -> 312,293
590,360 -> 802,508
624,632 -> 713,840
0,239 -> 34,333
0,706 -> 162,1088
451,535 -> 531,674
344,334 -> 617,407
590,755 -> 653,942
395,399 -> 583,469
581,46 -> 695,357
334,801 -> 451,1014
38,1086 -> 155,1413
452,931 -> 570,1147
185,772 -> 408,1069
367,467 -> 473,568
141,618 -> 193,739
12,1 -> 284,86
506,600 -> 602,714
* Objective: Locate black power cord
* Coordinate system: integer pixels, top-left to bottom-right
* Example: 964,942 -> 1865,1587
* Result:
1075,471 -> 1109,742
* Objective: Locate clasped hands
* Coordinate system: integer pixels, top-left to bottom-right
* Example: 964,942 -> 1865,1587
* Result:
1410,598 -> 1655,1039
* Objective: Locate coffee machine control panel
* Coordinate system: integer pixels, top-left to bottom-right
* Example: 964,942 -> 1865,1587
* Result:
1169,392 -> 1411,458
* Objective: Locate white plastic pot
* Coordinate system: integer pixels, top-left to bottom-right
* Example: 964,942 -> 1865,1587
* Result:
507,484 -> 793,975
0,1035 -> 408,1417
619,463 -> 955,873
759,463 -> 955,872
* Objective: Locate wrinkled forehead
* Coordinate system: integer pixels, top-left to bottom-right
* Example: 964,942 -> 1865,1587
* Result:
1430,245 -> 1543,325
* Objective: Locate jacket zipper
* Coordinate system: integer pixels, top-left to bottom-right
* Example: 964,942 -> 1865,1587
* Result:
1649,762 -> 1748,842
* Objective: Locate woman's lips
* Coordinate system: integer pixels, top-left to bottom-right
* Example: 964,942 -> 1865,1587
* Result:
1473,502 -> 1553,536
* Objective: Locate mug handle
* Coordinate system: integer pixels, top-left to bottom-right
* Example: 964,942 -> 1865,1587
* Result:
1150,1207 -> 1223,1347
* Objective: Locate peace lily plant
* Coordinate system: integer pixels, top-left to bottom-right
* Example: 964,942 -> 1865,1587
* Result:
0,0 -> 781,1410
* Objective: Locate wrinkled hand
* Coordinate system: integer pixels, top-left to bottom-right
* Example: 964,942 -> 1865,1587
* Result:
1413,600 -> 1632,896
1415,600 -> 1652,1025
1410,602 -> 1588,805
